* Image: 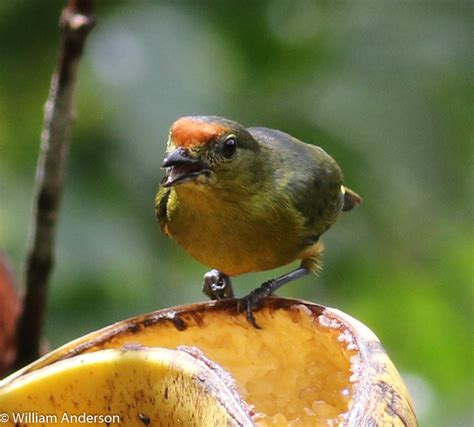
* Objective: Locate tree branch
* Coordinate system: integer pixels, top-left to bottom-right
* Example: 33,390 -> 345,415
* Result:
14,0 -> 96,369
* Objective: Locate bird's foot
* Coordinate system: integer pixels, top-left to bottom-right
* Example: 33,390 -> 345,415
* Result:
237,279 -> 276,329
202,269 -> 234,300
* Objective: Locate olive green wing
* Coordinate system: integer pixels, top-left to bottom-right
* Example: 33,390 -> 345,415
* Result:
248,127 -> 345,237
155,187 -> 171,236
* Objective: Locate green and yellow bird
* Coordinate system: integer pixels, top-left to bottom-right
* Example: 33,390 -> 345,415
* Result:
156,116 -> 361,327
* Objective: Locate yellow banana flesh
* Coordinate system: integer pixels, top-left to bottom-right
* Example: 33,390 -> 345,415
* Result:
0,298 -> 417,426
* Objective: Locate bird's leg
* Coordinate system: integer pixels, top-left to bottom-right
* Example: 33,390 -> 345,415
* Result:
238,267 -> 309,328
202,269 -> 235,300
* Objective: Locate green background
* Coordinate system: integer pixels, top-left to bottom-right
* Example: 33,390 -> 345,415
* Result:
1,1 -> 472,425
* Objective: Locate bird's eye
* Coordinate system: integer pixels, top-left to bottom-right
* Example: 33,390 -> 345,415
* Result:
222,136 -> 237,159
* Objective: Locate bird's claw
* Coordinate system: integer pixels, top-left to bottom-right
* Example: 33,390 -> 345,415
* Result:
237,294 -> 261,329
202,269 -> 234,300
238,279 -> 276,329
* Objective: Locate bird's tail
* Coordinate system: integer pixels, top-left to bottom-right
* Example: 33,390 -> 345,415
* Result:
341,186 -> 362,212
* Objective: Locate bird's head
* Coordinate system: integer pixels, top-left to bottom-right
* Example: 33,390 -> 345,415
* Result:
161,116 -> 262,190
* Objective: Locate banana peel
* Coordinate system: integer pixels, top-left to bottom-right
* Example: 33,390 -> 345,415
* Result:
0,298 -> 417,426
0,346 -> 253,426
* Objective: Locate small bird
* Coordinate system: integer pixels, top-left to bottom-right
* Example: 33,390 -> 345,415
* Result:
156,115 -> 361,327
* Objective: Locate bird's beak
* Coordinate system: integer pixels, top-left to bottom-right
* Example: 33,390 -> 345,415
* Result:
161,148 -> 210,188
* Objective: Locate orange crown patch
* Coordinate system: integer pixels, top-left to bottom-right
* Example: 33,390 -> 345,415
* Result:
170,117 -> 227,148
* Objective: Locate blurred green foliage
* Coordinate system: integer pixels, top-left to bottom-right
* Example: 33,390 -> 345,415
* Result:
0,1 -> 472,425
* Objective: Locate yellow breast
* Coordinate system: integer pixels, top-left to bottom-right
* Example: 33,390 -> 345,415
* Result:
165,186 -> 307,276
